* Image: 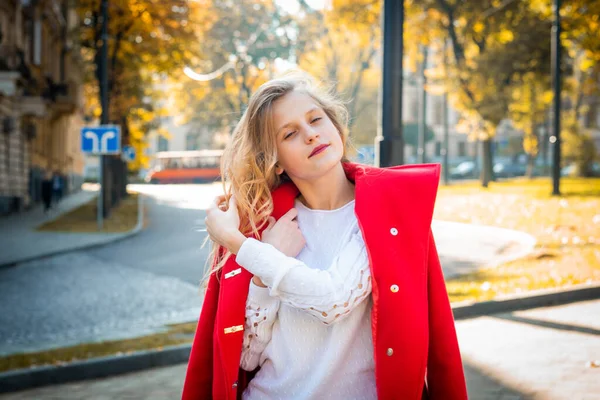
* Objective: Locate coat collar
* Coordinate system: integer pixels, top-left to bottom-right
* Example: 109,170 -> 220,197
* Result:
270,162 -> 371,219
270,161 -> 440,235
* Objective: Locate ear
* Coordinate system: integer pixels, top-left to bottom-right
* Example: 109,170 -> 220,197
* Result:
275,164 -> 284,175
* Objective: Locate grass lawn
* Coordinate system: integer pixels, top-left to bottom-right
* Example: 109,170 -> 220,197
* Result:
37,192 -> 140,233
434,177 -> 600,303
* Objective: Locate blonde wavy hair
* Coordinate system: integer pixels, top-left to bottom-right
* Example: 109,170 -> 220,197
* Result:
208,72 -> 351,277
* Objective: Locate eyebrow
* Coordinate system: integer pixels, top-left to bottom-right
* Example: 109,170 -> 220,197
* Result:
276,107 -> 321,135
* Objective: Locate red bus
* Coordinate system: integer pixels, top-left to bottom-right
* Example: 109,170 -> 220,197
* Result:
146,150 -> 224,184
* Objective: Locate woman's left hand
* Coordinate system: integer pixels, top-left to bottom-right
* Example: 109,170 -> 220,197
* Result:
205,195 -> 246,254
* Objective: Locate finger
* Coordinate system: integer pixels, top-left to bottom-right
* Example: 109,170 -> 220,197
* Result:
281,208 -> 298,222
226,195 -> 237,212
211,195 -> 227,210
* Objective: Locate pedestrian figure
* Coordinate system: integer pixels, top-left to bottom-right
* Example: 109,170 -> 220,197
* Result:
182,73 -> 468,400
41,172 -> 53,213
52,171 -> 63,205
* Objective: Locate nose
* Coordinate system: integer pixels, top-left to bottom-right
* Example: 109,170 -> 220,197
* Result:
303,124 -> 319,143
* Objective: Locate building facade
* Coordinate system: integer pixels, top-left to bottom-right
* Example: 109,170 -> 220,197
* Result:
0,0 -> 84,215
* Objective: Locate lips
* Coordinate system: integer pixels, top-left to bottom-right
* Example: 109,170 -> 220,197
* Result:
309,144 -> 330,158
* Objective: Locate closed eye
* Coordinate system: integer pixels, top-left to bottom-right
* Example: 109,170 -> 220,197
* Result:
311,117 -> 322,124
284,131 -> 297,139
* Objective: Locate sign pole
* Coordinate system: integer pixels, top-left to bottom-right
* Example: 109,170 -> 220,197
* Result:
81,125 -> 120,229
98,156 -> 103,230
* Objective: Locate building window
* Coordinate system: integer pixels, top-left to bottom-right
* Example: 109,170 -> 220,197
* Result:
408,98 -> 418,123
33,17 -> 41,65
432,97 -> 443,126
435,141 -> 442,157
157,136 -> 168,152
457,141 -> 466,157
186,133 -> 198,150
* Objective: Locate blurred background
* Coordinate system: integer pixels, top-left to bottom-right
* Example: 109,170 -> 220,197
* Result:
0,0 -> 599,399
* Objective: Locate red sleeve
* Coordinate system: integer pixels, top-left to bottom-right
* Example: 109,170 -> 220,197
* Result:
426,230 -> 469,399
181,271 -> 220,400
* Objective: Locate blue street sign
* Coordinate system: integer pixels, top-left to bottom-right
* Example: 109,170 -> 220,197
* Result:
81,125 -> 121,154
122,145 -> 135,162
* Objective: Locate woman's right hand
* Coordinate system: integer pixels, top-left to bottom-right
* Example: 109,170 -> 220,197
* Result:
261,208 -> 306,258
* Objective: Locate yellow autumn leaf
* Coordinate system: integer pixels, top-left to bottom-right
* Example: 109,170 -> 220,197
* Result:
497,29 -> 514,44
580,57 -> 595,72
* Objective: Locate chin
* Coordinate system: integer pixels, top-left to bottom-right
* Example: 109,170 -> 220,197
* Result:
308,158 -> 344,180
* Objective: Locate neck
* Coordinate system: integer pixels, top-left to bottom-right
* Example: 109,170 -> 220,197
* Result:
294,163 -> 355,210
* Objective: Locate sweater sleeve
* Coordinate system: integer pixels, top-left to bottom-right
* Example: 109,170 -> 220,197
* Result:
235,230 -> 371,325
240,281 -> 280,372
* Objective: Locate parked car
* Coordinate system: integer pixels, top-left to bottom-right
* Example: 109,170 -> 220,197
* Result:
450,161 -> 479,179
561,162 -> 600,177
493,161 -> 527,178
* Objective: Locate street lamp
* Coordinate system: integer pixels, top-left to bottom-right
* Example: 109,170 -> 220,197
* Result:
376,0 -> 405,167
551,0 -> 562,195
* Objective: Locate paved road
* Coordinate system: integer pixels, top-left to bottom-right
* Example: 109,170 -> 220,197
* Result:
0,184 -> 223,356
86,183 -> 225,285
3,299 -> 598,399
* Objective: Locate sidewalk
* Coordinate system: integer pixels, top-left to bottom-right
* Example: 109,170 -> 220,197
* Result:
456,298 -> 600,399
432,220 -> 537,278
0,187 -> 142,268
1,299 -> 597,399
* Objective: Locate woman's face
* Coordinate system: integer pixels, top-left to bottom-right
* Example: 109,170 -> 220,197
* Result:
271,90 -> 344,182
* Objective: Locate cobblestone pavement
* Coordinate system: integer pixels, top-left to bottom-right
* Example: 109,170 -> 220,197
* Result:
2,300 -> 598,399
0,252 -> 202,356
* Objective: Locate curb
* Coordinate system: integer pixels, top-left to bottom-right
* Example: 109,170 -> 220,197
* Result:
0,344 -> 191,394
0,194 -> 145,269
452,282 -> 600,320
1,283 -> 599,394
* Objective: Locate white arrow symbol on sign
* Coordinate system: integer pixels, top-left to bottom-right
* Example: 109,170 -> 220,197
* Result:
84,130 -> 99,153
100,130 -> 115,152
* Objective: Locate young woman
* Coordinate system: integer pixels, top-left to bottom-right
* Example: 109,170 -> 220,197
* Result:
182,73 -> 468,400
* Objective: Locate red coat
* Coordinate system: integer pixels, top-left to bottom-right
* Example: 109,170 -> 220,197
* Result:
182,163 -> 468,400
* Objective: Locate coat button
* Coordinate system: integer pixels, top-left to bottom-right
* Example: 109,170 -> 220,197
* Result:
387,348 -> 394,356
390,284 -> 399,293
232,381 -> 238,388
390,227 -> 398,236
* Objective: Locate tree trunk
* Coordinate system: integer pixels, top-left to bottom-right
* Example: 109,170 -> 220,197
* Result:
527,81 -> 538,179
526,153 -> 535,179
480,138 -> 494,187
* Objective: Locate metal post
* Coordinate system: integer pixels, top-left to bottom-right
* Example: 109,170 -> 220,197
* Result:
98,0 -> 109,229
375,0 -> 404,167
551,0 -> 561,195
418,45 -> 428,164
442,41 -> 450,184
97,156 -> 103,229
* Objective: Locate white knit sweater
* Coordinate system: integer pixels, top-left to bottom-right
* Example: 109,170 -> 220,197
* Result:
235,199 -> 377,400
